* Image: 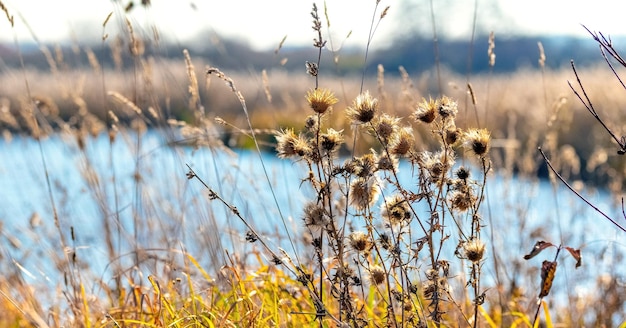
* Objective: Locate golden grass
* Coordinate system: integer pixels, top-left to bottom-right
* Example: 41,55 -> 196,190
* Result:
0,2 -> 625,327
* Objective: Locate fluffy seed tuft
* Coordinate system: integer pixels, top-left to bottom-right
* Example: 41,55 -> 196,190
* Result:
464,128 -> 491,156
463,238 -> 486,263
306,88 -> 338,115
348,231 -> 372,252
347,91 -> 378,124
413,97 -> 437,124
369,265 -> 386,285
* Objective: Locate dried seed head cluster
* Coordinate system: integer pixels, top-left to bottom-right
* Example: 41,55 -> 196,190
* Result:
348,231 -> 372,252
306,88 -> 338,115
320,128 -> 343,154
273,86 -> 493,323
413,97 -> 438,124
372,113 -> 400,143
464,128 -> 491,156
463,238 -> 486,263
275,129 -> 311,158
368,265 -> 386,285
381,194 -> 412,225
303,202 -> 329,228
349,177 -> 379,211
347,91 -> 378,124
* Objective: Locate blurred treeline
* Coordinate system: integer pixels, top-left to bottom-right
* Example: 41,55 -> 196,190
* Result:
0,33 -> 611,75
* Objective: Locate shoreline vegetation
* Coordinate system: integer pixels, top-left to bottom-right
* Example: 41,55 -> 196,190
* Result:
2,62 -> 626,186
0,1 -> 625,327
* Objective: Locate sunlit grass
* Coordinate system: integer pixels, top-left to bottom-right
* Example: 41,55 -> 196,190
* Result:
0,1 -> 625,327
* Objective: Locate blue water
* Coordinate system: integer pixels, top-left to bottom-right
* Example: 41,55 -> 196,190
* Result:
0,130 -> 623,312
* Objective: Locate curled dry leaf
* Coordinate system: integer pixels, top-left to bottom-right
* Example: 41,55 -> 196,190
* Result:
565,246 -> 582,268
523,241 -> 555,260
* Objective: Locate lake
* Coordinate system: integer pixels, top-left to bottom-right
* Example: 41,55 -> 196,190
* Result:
0,129 -> 623,310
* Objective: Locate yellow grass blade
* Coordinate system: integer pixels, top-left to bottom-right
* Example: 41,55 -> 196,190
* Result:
80,283 -> 91,328
542,300 -> 554,328
186,253 -> 213,282
148,275 -> 179,328
478,305 -> 497,328
510,311 -> 532,328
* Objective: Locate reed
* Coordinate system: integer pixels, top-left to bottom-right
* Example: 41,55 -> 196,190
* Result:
0,1 -> 624,327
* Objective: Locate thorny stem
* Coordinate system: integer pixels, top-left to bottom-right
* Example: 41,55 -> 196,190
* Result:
538,147 -> 626,232
185,165 -> 289,270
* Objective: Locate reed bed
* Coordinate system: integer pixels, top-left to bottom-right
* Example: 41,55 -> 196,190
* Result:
0,1 -> 625,327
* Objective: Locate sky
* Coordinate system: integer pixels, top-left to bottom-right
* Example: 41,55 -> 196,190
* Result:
1,0 -> 625,50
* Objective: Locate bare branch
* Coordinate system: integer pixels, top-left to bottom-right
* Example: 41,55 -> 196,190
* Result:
538,147 -> 626,232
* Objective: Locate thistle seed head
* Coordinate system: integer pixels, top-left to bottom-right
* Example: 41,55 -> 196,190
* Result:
275,129 -> 311,158
369,265 -> 386,285
306,88 -> 338,115
463,238 -> 486,263
413,97 -> 437,124
348,231 -> 372,252
464,128 -> 491,156
347,91 -> 378,124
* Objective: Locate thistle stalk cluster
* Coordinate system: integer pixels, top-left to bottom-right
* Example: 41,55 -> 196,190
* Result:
275,89 -> 493,326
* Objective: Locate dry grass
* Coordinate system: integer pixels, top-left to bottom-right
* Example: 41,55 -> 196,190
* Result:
0,1 -> 625,327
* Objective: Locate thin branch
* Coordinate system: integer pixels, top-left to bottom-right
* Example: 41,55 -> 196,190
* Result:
599,46 -> 626,91
583,25 -> 626,67
568,60 -> 626,153
538,147 -> 626,232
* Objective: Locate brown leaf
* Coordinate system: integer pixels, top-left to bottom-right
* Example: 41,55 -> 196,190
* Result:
565,246 -> 582,268
523,241 -> 554,260
539,260 -> 557,297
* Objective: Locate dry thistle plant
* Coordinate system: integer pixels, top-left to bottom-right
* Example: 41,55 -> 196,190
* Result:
272,86 -> 493,326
